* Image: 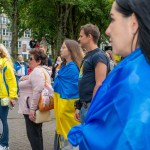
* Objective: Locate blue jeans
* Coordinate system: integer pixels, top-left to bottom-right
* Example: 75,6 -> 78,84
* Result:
0,104 -> 9,147
80,103 -> 90,124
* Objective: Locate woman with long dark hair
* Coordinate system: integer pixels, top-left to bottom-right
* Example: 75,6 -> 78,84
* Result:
68,0 -> 150,149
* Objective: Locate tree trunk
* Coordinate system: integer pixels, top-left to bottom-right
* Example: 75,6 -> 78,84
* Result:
11,0 -> 18,59
56,5 -> 64,55
63,4 -> 72,38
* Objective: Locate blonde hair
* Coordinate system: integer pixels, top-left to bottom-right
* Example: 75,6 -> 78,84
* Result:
0,44 -> 13,66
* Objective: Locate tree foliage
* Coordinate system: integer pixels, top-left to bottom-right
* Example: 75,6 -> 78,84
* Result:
0,0 -> 20,58
0,0 -> 113,58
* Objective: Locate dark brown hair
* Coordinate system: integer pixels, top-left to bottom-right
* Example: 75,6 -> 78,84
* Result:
29,48 -> 48,65
80,23 -> 100,44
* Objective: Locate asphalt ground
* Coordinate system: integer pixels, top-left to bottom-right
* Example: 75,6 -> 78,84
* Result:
8,103 -> 55,150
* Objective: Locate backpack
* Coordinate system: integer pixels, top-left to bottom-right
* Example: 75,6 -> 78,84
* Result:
38,68 -> 54,111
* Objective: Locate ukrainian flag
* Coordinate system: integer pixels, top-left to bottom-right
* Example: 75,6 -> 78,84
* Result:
53,61 -> 80,139
68,48 -> 150,149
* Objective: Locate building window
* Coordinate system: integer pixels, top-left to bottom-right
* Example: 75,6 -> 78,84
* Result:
22,44 -> 27,52
18,41 -> 22,48
24,30 -> 31,38
3,40 -> 9,47
2,29 -> 9,36
2,17 -> 9,24
2,17 -> 7,24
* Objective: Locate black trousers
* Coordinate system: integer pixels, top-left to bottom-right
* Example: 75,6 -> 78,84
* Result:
24,115 -> 43,150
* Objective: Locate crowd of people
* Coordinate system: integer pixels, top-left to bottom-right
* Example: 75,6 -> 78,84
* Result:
0,0 -> 150,149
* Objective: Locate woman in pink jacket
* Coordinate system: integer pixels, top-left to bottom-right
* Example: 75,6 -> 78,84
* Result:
18,48 -> 52,150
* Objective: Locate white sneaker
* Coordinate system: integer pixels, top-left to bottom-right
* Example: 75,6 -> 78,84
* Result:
0,145 -> 9,150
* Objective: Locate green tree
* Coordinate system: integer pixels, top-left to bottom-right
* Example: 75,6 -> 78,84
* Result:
0,0 -> 113,58
22,0 -> 112,57
0,0 -> 19,59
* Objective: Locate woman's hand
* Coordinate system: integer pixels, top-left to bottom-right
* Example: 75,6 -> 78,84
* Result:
10,99 -> 17,108
74,109 -> 80,122
29,110 -> 36,122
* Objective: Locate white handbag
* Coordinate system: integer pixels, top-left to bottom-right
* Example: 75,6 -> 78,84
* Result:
35,110 -> 51,124
1,98 -> 10,106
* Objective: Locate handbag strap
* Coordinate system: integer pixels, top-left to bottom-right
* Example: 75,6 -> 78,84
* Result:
38,67 -> 49,86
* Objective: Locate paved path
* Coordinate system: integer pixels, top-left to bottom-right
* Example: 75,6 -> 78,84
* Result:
8,103 -> 55,150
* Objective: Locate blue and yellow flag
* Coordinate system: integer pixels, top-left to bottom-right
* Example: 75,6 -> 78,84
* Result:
53,61 -> 80,139
68,48 -> 150,149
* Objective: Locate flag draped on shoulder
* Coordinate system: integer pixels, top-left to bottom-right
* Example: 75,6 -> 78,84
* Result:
68,48 -> 150,150
53,61 -> 80,139
53,61 -> 79,99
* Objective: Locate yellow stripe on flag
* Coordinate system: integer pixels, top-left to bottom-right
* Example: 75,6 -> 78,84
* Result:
54,92 -> 80,139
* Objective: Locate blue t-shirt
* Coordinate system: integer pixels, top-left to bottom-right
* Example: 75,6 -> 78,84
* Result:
78,48 -> 109,103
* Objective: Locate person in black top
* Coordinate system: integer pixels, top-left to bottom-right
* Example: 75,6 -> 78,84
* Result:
39,44 -> 52,70
29,37 -> 36,49
74,23 -> 110,124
